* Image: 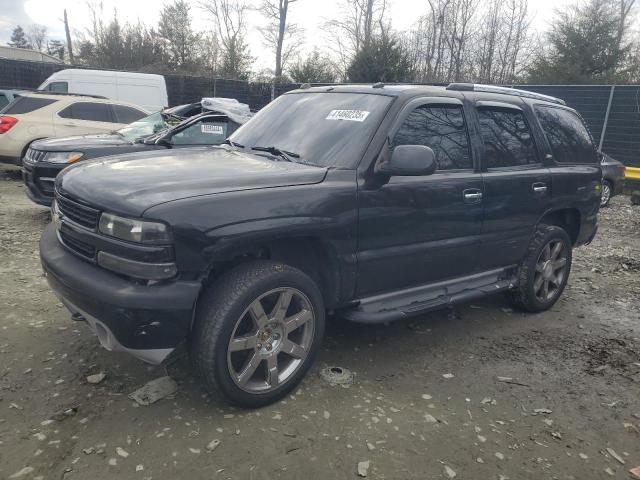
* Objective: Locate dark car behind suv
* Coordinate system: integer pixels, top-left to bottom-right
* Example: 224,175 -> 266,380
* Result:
40,84 -> 601,407
23,110 -> 243,206
599,151 -> 626,207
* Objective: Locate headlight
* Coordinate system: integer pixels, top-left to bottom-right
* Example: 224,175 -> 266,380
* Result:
99,213 -> 171,244
43,151 -> 84,164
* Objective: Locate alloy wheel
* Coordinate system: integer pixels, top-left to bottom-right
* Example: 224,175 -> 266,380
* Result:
600,183 -> 611,206
533,239 -> 568,303
226,287 -> 315,393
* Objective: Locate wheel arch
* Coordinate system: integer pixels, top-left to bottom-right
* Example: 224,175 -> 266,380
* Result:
200,235 -> 344,309
537,208 -> 581,245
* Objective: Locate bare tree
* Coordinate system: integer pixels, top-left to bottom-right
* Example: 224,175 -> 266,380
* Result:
258,0 -> 304,80
27,24 -> 48,52
200,0 -> 253,79
324,0 -> 388,75
616,0 -> 636,47
405,0 -> 530,83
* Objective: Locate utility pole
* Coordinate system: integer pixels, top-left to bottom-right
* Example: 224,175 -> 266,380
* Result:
64,9 -> 74,63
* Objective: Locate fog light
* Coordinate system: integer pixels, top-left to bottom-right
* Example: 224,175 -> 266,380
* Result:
97,251 -> 177,280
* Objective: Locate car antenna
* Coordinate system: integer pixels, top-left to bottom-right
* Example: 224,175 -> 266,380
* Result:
372,82 -> 385,89
300,83 -> 311,89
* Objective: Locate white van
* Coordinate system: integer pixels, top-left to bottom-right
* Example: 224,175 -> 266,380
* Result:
38,69 -> 168,112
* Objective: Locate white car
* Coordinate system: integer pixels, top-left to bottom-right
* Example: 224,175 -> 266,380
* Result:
0,92 -> 149,165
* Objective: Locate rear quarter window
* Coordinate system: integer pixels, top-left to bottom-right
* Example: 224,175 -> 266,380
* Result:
59,102 -> 115,123
3,96 -> 57,114
534,105 -> 597,163
112,105 -> 147,124
0,94 -> 8,110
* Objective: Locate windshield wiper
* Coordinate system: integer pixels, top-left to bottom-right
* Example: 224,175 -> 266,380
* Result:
251,146 -> 300,162
224,139 -> 245,149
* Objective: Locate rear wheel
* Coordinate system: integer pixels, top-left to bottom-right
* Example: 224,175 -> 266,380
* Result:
507,224 -> 572,312
600,180 -> 612,207
191,260 -> 325,407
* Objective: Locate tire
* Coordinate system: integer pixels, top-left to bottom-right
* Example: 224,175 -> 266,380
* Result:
191,260 -> 325,408
600,180 -> 612,207
506,224 -> 573,313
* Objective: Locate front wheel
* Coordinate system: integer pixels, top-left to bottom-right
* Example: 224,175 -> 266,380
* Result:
507,225 -> 573,312
191,261 -> 325,408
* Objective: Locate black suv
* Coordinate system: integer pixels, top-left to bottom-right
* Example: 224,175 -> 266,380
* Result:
40,84 -> 601,407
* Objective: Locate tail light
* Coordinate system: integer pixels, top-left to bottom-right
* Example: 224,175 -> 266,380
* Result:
0,116 -> 18,134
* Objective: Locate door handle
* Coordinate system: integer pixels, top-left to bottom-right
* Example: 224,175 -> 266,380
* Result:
463,189 -> 483,202
532,182 -> 548,193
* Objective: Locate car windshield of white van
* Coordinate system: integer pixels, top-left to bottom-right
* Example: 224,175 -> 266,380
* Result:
117,112 -> 168,142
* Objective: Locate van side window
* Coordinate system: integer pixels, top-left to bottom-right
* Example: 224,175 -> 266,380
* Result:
393,104 -> 472,170
45,82 -> 68,93
59,102 -> 114,123
112,105 -> 147,124
478,107 -> 537,168
534,105 -> 597,163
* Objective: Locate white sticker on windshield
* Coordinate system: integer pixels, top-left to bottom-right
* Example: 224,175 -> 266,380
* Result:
326,109 -> 370,122
201,124 -> 224,134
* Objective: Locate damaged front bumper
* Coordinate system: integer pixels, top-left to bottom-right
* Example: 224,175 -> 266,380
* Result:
40,223 -> 201,364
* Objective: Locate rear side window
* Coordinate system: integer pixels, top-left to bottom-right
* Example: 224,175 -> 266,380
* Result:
392,104 -> 472,170
534,105 -> 596,163
478,108 -> 537,168
112,105 -> 147,124
45,82 -> 68,93
0,94 -> 8,110
59,102 -> 114,123
170,118 -> 229,145
4,96 -> 57,114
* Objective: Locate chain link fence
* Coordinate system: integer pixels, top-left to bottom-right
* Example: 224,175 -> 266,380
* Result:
1,58 -> 638,167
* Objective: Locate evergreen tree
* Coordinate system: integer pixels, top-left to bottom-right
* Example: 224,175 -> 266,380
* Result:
527,0 -> 631,84
158,0 -> 201,71
346,31 -> 413,83
289,50 -> 337,83
8,26 -> 32,49
47,39 -> 65,60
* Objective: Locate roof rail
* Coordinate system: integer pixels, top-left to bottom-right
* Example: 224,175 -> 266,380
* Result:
27,90 -> 108,100
446,83 -> 566,106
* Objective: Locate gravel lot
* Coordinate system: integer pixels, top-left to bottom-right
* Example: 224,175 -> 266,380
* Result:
1,164 -> 639,480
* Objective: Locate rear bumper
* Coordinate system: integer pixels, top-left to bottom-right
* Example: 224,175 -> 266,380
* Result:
40,223 -> 201,363
609,178 -> 625,196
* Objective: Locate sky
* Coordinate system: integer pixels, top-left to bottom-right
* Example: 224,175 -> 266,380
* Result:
0,0 -> 573,71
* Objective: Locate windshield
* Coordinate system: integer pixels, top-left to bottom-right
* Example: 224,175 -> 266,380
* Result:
117,112 -> 169,142
229,92 -> 394,167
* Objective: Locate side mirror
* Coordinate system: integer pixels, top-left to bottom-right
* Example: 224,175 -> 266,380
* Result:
375,145 -> 437,176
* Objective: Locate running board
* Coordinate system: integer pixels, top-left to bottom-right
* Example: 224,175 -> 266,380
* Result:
341,267 -> 518,324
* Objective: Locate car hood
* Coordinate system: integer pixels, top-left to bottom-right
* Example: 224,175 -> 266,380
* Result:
57,147 -> 328,216
32,133 -> 131,151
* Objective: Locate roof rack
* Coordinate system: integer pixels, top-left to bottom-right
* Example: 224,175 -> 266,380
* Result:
27,90 -> 107,100
446,83 -> 566,106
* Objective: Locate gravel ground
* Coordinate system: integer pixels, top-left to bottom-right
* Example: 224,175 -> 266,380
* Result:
0,164 -> 639,480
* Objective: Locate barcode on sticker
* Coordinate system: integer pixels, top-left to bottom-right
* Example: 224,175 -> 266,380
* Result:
326,110 -> 370,122
201,124 -> 224,134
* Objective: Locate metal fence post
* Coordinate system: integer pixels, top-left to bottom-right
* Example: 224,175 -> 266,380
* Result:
599,85 -> 615,151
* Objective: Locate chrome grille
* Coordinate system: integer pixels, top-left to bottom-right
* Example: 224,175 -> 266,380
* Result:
55,191 -> 100,229
59,231 -> 96,259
